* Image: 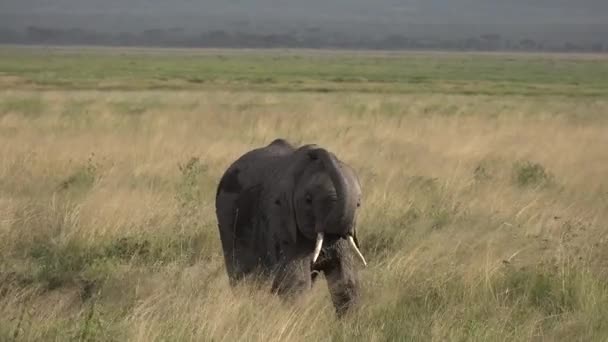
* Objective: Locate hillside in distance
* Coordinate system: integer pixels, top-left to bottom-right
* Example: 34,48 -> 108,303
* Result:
1,0 -> 607,50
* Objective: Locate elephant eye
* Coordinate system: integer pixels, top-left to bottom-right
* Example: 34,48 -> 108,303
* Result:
305,194 -> 313,204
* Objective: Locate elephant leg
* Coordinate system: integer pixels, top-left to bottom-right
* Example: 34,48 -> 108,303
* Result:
216,196 -> 240,286
320,238 -> 361,317
271,255 -> 312,300
217,185 -> 264,287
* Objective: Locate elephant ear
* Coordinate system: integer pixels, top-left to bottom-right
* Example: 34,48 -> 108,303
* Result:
340,159 -> 363,250
276,144 -> 320,245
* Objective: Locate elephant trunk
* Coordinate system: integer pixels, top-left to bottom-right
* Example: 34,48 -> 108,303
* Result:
316,149 -> 352,234
318,237 -> 361,316
311,148 -> 366,267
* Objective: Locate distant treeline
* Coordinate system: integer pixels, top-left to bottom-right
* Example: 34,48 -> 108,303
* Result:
1,26 -> 606,53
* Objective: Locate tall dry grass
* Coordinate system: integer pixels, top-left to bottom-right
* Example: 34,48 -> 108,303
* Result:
1,90 -> 608,341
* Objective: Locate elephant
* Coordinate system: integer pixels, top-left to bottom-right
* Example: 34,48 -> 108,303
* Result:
214,138 -> 367,316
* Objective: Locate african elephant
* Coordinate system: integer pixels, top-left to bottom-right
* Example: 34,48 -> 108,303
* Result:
214,138 -> 367,316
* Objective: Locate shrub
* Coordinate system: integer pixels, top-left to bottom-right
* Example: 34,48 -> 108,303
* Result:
512,160 -> 554,187
57,153 -> 100,193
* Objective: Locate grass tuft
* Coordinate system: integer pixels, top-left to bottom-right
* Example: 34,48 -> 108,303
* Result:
0,96 -> 44,117
512,160 -> 555,187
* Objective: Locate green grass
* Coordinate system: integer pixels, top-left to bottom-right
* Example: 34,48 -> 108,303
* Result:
0,95 -> 44,117
1,46 -> 608,96
1,47 -> 608,341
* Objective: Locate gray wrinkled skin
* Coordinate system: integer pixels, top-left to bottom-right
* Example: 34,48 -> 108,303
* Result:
215,138 -> 364,316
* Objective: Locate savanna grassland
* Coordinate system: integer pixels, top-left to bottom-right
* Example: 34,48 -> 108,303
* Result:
1,46 -> 608,341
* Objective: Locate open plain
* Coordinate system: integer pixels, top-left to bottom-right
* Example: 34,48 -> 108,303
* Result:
1,46 -> 608,341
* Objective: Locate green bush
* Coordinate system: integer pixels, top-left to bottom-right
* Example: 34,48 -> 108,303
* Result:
512,160 -> 554,187
57,154 -> 100,193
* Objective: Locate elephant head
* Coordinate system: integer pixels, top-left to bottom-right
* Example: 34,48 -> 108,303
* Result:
272,144 -> 366,315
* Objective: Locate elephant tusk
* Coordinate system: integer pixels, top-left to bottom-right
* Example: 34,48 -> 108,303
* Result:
312,233 -> 324,264
347,236 -> 367,267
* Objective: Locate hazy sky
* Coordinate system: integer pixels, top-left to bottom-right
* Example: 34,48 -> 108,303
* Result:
1,0 -> 607,41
